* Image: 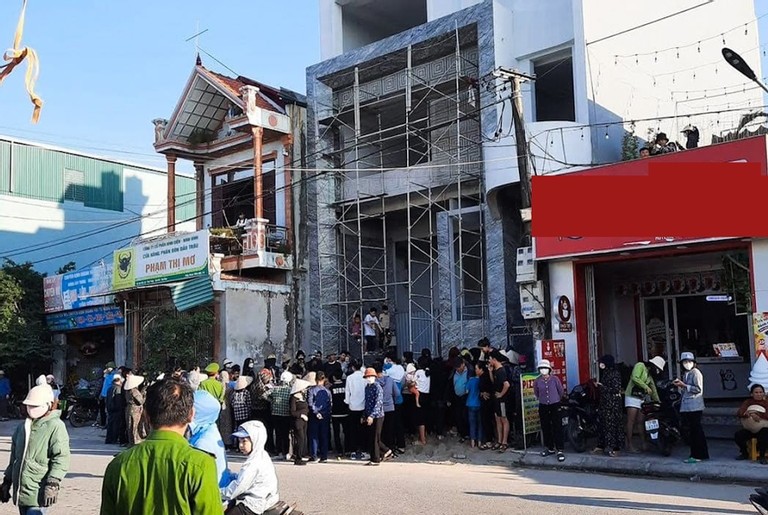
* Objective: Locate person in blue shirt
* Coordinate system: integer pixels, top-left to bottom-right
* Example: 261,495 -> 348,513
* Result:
467,363 -> 485,449
0,370 -> 10,421
307,371 -> 332,462
188,388 -> 231,487
451,358 -> 471,442
99,362 -> 117,428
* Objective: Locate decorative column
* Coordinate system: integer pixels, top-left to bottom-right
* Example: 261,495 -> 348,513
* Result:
166,154 -> 177,232
252,126 -> 264,221
282,135 -> 294,242
194,162 -> 205,230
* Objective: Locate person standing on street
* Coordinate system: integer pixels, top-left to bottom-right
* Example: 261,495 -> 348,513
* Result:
363,367 -> 389,465
98,362 -> 117,428
100,379 -> 223,515
1,384 -> 70,514
289,379 -> 312,466
124,375 -> 146,447
676,352 -> 709,463
307,372 -> 332,463
105,375 -> 126,445
344,360 -> 366,459
200,363 -> 225,405
533,359 -> 566,462
329,370 -> 349,457
593,355 -> 623,457
268,372 -> 293,460
0,370 -> 11,421
488,351 -> 511,452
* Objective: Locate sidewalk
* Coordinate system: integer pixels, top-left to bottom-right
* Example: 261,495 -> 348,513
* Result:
396,436 -> 768,484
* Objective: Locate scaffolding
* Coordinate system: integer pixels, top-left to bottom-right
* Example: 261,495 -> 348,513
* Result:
316,26 -> 488,357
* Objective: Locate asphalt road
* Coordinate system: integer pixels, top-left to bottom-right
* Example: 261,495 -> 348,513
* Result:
0,422 -> 759,515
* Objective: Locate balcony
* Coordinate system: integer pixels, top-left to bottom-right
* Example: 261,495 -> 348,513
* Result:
209,222 -> 293,272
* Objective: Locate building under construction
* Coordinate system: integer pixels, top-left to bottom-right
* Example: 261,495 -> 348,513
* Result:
306,4 -> 529,358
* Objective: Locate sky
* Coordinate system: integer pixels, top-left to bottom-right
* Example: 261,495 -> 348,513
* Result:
1,1 -> 768,173
0,0 -> 320,172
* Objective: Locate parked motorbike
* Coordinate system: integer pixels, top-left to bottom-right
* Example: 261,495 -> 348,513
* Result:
641,380 -> 682,456
67,395 -> 99,428
564,381 -> 600,452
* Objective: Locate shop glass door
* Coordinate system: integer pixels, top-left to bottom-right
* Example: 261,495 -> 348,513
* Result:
641,297 -> 677,380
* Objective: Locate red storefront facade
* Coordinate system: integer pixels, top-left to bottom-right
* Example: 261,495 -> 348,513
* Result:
534,136 -> 768,398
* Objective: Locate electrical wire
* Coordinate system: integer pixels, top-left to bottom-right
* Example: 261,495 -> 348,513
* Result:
612,10 -> 768,58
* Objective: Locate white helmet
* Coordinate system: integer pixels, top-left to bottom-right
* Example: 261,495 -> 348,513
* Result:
280,371 -> 294,385
23,385 -> 54,407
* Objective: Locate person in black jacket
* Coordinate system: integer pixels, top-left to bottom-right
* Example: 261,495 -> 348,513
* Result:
105,375 -> 126,445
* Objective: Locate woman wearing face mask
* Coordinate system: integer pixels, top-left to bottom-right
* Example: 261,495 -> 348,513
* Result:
363,367 -> 388,466
674,352 -> 709,463
593,355 -> 623,457
533,359 -> 565,462
0,384 -> 71,513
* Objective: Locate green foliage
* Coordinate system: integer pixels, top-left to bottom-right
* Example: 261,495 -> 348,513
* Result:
621,122 -> 639,161
56,262 -> 76,275
0,261 -> 51,370
142,310 -> 214,373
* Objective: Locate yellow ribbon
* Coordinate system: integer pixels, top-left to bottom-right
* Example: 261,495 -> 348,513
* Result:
0,0 -> 42,123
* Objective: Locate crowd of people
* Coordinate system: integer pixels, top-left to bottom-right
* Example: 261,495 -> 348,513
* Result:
7,339 -> 768,513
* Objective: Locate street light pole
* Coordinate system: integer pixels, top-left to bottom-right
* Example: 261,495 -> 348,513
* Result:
722,47 -> 768,95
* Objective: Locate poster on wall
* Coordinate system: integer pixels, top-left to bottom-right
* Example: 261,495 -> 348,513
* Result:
112,231 -> 210,290
44,265 -> 113,313
541,339 -> 567,387
520,372 -> 541,448
753,313 -> 768,358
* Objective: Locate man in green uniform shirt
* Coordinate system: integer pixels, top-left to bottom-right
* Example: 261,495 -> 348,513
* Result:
100,379 -> 224,515
200,362 -> 225,404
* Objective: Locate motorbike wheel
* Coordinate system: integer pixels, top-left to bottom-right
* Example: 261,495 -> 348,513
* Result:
659,431 -> 672,457
69,406 -> 89,428
567,415 -> 587,453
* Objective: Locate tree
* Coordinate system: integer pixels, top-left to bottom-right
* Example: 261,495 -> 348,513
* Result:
0,261 -> 51,370
56,261 -> 76,275
621,122 -> 639,161
142,309 -> 214,373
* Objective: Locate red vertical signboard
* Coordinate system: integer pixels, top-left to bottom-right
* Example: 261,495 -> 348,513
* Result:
541,339 -> 567,387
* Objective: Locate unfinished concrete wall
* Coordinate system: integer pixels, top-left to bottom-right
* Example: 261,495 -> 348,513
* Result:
221,281 -> 293,368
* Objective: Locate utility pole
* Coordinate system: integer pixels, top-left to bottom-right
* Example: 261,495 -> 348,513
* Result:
494,67 -> 536,242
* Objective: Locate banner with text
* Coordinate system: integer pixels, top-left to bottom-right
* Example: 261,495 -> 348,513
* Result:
46,305 -> 124,332
44,264 -> 113,313
520,372 -> 541,440
112,231 -> 209,290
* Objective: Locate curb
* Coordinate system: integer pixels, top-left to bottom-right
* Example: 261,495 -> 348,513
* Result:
485,450 -> 766,485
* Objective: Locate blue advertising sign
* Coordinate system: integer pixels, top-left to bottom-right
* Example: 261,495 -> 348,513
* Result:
46,305 -> 124,332
44,265 -> 113,313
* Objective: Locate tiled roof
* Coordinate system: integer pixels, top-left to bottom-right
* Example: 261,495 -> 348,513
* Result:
198,67 -> 281,113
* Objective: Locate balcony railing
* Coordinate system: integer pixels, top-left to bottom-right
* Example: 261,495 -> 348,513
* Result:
209,223 -> 292,257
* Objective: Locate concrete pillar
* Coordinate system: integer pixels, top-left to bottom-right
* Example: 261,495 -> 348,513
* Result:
194,162 -> 205,230
51,334 -> 66,386
114,324 -> 127,367
166,154 -> 177,232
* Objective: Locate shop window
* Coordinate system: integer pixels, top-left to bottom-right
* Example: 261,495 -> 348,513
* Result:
676,295 -> 750,360
533,50 -> 575,122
